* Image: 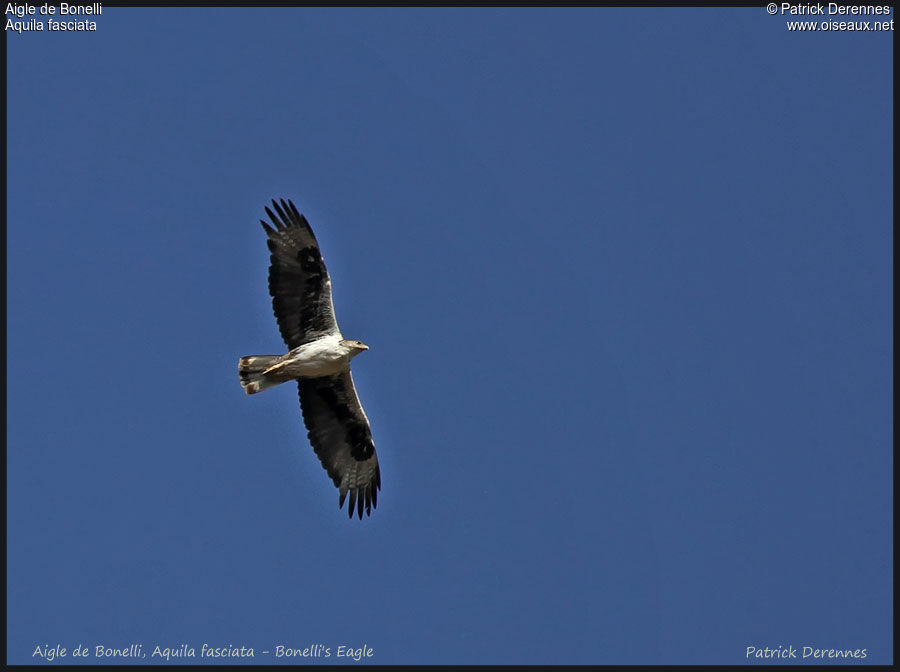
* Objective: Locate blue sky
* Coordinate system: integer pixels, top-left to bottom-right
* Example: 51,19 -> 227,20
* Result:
6,7 -> 893,666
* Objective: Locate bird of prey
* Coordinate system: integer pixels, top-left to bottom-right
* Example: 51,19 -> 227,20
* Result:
239,199 -> 380,519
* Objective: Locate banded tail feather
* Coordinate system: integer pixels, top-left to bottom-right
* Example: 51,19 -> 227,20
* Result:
239,355 -> 285,394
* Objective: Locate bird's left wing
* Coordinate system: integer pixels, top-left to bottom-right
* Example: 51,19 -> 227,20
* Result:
297,371 -> 381,519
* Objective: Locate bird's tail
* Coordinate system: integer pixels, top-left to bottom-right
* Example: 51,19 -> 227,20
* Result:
239,355 -> 286,394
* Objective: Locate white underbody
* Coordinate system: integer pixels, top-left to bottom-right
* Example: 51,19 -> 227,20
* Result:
240,334 -> 367,394
266,334 -> 355,379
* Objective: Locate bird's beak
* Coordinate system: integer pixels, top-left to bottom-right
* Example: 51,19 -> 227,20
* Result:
359,343 -> 369,351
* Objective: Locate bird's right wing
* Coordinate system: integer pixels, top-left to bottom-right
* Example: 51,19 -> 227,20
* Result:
261,199 -> 340,349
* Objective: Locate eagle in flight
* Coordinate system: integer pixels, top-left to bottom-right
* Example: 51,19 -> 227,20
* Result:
239,199 -> 380,519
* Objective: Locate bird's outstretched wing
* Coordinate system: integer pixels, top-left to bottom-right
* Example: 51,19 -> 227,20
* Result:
261,199 -> 339,349
298,372 -> 380,519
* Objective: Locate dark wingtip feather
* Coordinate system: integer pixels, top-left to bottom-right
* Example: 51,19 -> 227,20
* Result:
347,489 -> 357,519
263,205 -> 283,231
271,199 -> 290,226
260,219 -> 275,235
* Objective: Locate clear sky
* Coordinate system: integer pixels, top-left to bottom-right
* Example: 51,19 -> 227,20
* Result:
5,7 -> 893,666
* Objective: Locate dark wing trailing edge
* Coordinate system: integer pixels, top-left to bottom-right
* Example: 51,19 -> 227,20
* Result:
261,199 -> 339,350
298,372 -> 380,519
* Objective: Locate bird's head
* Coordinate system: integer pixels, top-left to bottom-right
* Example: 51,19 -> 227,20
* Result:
340,339 -> 369,357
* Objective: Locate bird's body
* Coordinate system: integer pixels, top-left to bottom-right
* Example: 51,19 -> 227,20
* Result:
239,199 -> 380,519
239,336 -> 367,394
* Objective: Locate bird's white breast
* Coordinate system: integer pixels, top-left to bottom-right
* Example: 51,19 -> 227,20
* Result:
283,334 -> 351,377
